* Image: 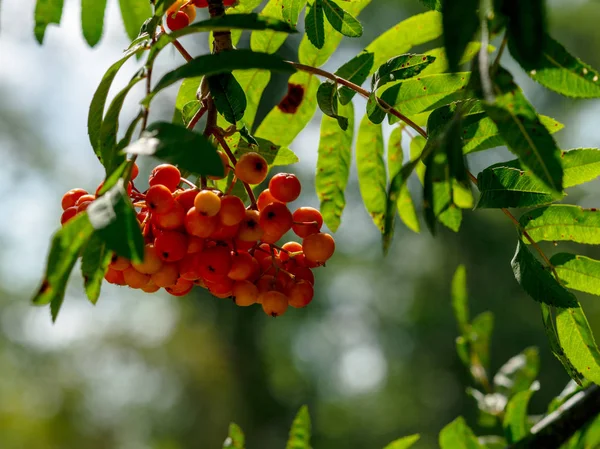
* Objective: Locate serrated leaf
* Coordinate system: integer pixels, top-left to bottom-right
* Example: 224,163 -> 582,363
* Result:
511,240 -> 578,308
256,71 -> 319,146
88,42 -> 147,157
87,180 -> 144,263
118,0 -> 152,41
441,0 -> 479,72
126,122 -> 224,177
282,0 -> 307,25
452,265 -> 469,334
32,213 -> 94,321
322,0 -> 362,38
520,205 -> 600,245
439,416 -> 484,449
336,51 -> 374,104
382,434 -> 420,449
286,406 -> 311,449
357,115 -> 386,232
81,0 -> 107,46
305,0 -> 325,49
223,423 -> 245,449
503,0 -> 547,68
182,101 -> 201,127
503,386 -> 538,444
551,253 -> 600,297
421,43 -> 486,75
316,82 -> 348,130
173,77 -> 202,126
146,50 -> 295,105
234,69 -> 271,129
372,54 -> 436,91
250,1 -> 297,54
557,303 -> 600,385
483,68 -> 563,193
81,234 -> 112,304
237,137 -> 299,167
518,36 -> 600,99
34,0 -> 64,44
316,102 -> 354,232
493,347 -> 540,399
208,73 -> 247,124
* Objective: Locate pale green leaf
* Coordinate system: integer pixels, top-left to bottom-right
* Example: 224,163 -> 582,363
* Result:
234,69 -> 271,130
452,264 -> 469,334
322,0 -> 362,38
223,422 -> 245,449
119,0 -> 152,41
439,416 -> 484,449
173,77 -> 202,126
34,0 -> 64,44
552,253 -> 600,297
286,406 -> 311,449
250,0 -> 293,54
382,434 -> 420,449
493,347 -> 540,399
282,0 -> 307,25
503,387 -> 537,444
520,205 -> 600,245
336,51 -> 374,104
82,0 -> 107,46
388,126 -> 419,233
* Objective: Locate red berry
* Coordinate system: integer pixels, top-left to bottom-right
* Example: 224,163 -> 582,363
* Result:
302,232 -> 335,264
149,164 -> 181,192
166,10 -> 190,31
232,280 -> 259,306
259,202 -> 293,236
287,280 -> 314,308
155,231 -> 188,262
219,195 -> 246,226
61,207 -> 78,225
269,173 -> 301,203
61,188 -> 88,210
146,185 -> 175,214
174,188 -> 198,211
257,189 -> 282,211
261,291 -> 288,317
235,152 -> 268,185
292,207 -> 323,238
185,207 -> 219,238
237,210 -> 264,242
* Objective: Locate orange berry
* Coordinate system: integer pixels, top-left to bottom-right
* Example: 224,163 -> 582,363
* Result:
261,291 -> 289,317
269,173 -> 301,203
261,231 -> 284,244
149,164 -> 181,192
105,267 -> 126,285
174,188 -> 199,211
219,195 -> 246,226
279,242 -> 302,262
287,280 -> 314,308
237,209 -> 264,242
76,201 -> 93,213
132,244 -> 163,274
205,277 -> 234,297
61,207 -> 78,225
166,278 -> 194,296
228,252 -> 259,281
131,162 -> 139,180
198,246 -> 232,280
178,253 -> 203,281
187,236 -> 205,254
234,239 -> 256,252
287,262 -> 315,285
208,151 -> 231,180
109,254 -> 130,271
256,275 -> 285,294
123,267 -> 151,289
166,10 -> 190,31
141,281 -> 160,293
211,223 -> 240,240
151,263 -> 179,288
232,280 -> 259,306
61,188 -> 88,210
257,189 -> 282,211
292,207 -> 323,238
235,152 -> 268,185
155,231 -> 188,262
75,194 -> 95,206
185,207 -> 219,237
146,185 -> 175,214
152,201 -> 185,230
194,190 -> 221,217
259,202 -> 293,236
302,232 -> 335,264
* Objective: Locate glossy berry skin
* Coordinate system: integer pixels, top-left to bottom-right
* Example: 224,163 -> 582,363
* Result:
151,263 -> 179,288
185,208 -> 219,238
152,201 -> 186,231
61,188 -> 88,210
259,202 -> 293,236
269,173 -> 301,203
194,190 -> 221,217
146,185 -> 175,214
155,231 -> 188,262
198,246 -> 233,281
60,207 -> 78,225
237,210 -> 264,242
287,280 -> 314,308
109,254 -> 130,271
228,252 -> 258,281
166,11 -> 190,32
232,280 -> 259,306
235,152 -> 268,185
175,188 -> 199,211
123,267 -> 151,289
166,278 -> 194,297
149,164 -> 181,192
292,207 -> 323,238
219,195 -> 246,226
105,268 -> 126,286
131,162 -> 139,180
302,232 -> 335,264
261,291 -> 289,317
132,244 -> 163,274
256,189 -> 282,211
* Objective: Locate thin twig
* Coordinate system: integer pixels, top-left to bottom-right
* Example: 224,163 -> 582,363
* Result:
492,33 -> 508,75
187,105 -> 208,130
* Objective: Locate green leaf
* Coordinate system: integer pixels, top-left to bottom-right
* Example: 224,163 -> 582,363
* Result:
551,253 -> 600,297
286,406 -> 311,449
364,11 -> 442,76
305,0 -> 325,49
88,42 -> 147,156
419,0 -> 441,10
223,423 -> 245,449
421,43 -> 486,75
97,160 -> 134,196
32,213 -> 94,321
511,240 -> 578,308
518,36 -> 600,99
316,102 -> 354,232
234,69 -> 271,130
322,0 -> 362,38
236,137 -> 299,168
118,0 -> 152,41
126,122 -> 224,178
470,311 -> 493,372
81,0 -> 107,46
357,115 -> 386,232
503,0 -> 547,68
81,234 -> 112,305
182,101 -> 202,127
439,416 -> 484,449
256,71 -> 319,147
483,68 -> 563,193
116,114 -> 143,156
493,347 -> 540,398
382,434 -> 420,449
147,50 -> 296,105
316,82 -> 348,130
520,205 -> 600,245
208,73 -> 247,124
503,386 -> 538,444
372,54 -> 436,91
366,93 -> 387,124
387,126 -> 420,234
99,71 -> 145,175
451,264 -> 469,334
250,1 -> 296,54
336,51 -> 374,104
34,0 -> 64,44
173,77 -> 202,126
87,180 -> 144,263
282,0 -> 307,26
557,304 -> 600,385
441,0 -> 479,72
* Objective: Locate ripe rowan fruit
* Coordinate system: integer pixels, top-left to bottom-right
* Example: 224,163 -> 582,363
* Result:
219,195 -> 246,226
257,189 -> 282,211
187,236 -> 205,254
261,291 -> 289,317
152,201 -> 186,230
155,231 -> 188,262
237,209 -> 264,242
208,151 -> 231,180
279,241 -> 302,262
105,268 -> 126,285
194,190 -> 221,217
232,280 -> 259,306
166,278 -> 194,296
198,246 -> 233,280
132,244 -> 163,274
141,281 -> 160,293
259,202 -> 293,236
292,207 -> 323,238
75,194 -> 95,206
192,0 -> 208,6
151,262 -> 179,288
211,223 -> 240,240
269,173 -> 301,203
146,185 -> 175,214
61,188 -> 88,210
174,188 -> 198,211
61,207 -> 78,225
235,152 -> 268,185
302,232 -> 335,264
178,253 -> 203,281
287,280 -> 314,308
131,162 -> 139,180
228,252 -> 258,281
149,164 -> 181,192
206,277 -> 234,297
110,254 -> 131,271
185,207 -> 219,237
76,201 -> 92,213
166,10 -> 190,31
287,262 -> 315,285
260,230 -> 284,244
123,267 -> 151,289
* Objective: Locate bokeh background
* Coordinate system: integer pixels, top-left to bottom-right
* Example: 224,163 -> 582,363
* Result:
1,0 -> 600,448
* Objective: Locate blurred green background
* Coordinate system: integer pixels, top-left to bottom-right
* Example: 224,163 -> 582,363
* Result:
1,0 -> 600,448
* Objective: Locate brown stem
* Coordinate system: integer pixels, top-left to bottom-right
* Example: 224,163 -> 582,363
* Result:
187,105 -> 208,130
208,0 -> 232,52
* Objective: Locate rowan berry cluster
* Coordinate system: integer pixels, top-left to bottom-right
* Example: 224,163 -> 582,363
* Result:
165,0 -> 237,31
60,151 -> 335,317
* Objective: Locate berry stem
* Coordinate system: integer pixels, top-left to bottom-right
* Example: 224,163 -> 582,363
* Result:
187,104 -> 208,130
180,177 -> 196,188
160,25 -> 193,62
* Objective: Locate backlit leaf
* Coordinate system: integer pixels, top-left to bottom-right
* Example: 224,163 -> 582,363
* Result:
551,253 -> 600,297
282,0 -> 307,26
493,347 -> 540,398
118,0 -> 152,41
421,43 -> 485,75
439,416 -> 484,449
382,434 -> 420,449
372,54 -> 436,91
82,0 -> 107,46
34,0 -> 64,44
234,69 -> 271,130
251,1 -> 297,54
470,311 -> 493,372
336,51 -> 374,104
81,234 -> 112,305
452,264 -> 469,334
503,386 -> 538,444
322,0 -> 363,38
286,406 -> 311,449
223,423 -> 245,449
520,205 -> 600,245
173,77 -> 202,126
